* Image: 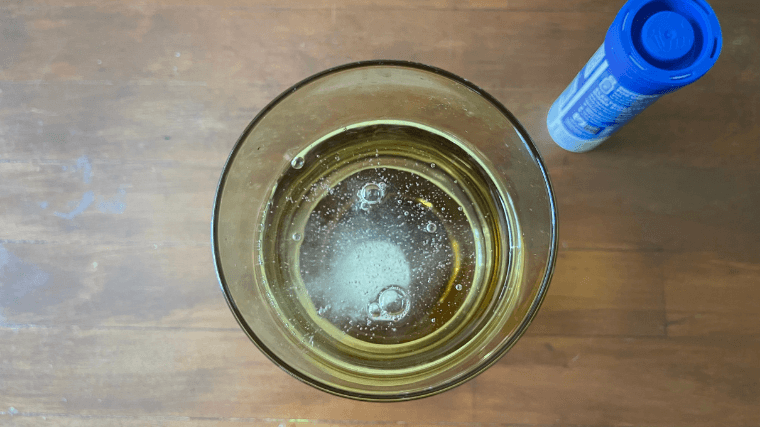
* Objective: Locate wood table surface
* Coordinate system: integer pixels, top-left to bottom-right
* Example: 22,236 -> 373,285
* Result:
1,0 -> 758,425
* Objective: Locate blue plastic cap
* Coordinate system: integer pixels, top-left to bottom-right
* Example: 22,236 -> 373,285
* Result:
605,0 -> 722,95
641,11 -> 695,62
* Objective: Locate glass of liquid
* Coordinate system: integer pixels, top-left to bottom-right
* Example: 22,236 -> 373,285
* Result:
213,61 -> 557,401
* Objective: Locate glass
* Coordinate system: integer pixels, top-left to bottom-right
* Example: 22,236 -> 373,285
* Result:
212,61 -> 557,401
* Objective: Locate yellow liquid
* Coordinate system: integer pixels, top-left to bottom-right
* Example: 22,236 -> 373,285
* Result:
257,122 -> 518,375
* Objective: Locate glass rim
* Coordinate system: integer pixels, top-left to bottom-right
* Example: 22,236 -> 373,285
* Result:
211,60 -> 559,401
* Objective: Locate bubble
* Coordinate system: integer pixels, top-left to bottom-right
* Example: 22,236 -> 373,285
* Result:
431,318 -> 436,323
357,182 -> 386,211
292,232 -> 302,241
379,288 -> 405,315
359,182 -> 384,202
425,222 -> 437,233
368,286 -> 410,321
455,284 -> 463,291
458,206 -> 463,211
430,163 -> 436,168
368,302 -> 381,317
291,156 -> 305,169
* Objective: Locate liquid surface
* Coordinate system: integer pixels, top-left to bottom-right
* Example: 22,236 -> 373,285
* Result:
259,122 -> 512,360
299,168 -> 475,344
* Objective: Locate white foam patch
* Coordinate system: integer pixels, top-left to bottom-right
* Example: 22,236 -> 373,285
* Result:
312,240 -> 411,321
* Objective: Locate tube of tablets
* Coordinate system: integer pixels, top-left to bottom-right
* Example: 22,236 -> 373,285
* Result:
547,0 -> 722,152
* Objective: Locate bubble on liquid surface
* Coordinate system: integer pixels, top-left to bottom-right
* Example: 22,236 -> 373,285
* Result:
292,232 -> 302,241
291,156 -> 305,169
357,182 -> 387,212
425,222 -> 437,233
379,287 -> 405,315
368,302 -> 382,318
360,182 -> 384,201
369,285 -> 410,321
455,284 -> 463,291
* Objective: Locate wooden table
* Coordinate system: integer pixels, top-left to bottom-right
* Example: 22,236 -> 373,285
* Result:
1,0 -> 758,425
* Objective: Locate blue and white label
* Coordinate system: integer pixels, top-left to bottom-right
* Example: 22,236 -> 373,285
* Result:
547,43 -> 661,152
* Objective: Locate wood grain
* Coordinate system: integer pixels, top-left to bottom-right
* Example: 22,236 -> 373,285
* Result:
475,335 -> 760,426
3,328 -> 758,425
2,0 -> 759,425
665,252 -> 760,337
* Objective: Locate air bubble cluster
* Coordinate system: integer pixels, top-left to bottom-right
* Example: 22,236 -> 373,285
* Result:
367,285 -> 410,322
